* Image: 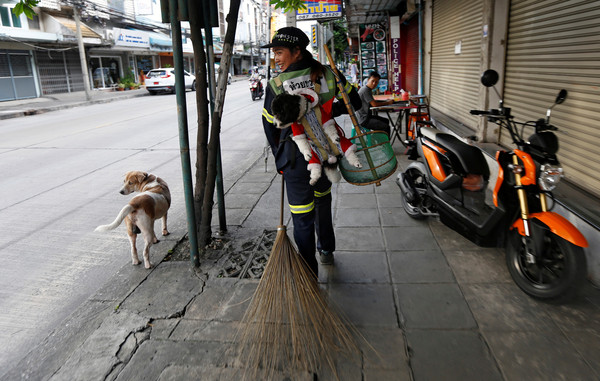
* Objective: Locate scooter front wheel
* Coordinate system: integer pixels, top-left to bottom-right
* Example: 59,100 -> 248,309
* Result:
400,167 -> 428,220
506,228 -> 587,302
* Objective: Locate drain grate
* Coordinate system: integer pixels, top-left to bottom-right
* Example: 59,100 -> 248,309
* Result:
218,230 -> 277,279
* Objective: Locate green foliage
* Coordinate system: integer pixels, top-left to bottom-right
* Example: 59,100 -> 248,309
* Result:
119,68 -> 137,88
12,0 -> 39,19
332,20 -> 349,63
270,0 -> 306,13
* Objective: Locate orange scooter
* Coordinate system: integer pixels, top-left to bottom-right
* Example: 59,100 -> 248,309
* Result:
397,70 -> 587,301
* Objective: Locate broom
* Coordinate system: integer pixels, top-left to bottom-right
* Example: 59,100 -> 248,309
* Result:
237,175 -> 359,380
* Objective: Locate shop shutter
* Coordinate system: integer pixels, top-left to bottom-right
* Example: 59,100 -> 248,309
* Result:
503,0 -> 600,196
36,50 -> 83,95
402,16 -> 419,95
429,0 -> 483,129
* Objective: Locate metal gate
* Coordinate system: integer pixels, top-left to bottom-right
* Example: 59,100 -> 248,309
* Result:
0,49 -> 37,101
429,0 -> 484,129
36,49 -> 84,95
502,0 -> 600,196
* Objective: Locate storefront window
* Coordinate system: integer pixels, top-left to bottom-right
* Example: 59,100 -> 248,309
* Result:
89,56 -> 121,88
136,55 -> 153,74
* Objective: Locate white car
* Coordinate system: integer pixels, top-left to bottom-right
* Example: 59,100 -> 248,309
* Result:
215,64 -> 232,84
145,68 -> 195,94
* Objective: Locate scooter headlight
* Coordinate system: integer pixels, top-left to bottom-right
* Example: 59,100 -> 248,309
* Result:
539,164 -> 563,191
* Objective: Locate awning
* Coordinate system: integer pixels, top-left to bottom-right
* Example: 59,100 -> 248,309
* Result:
50,16 -> 101,39
148,32 -> 172,49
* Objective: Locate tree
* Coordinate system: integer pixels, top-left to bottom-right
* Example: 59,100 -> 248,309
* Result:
188,0 -> 241,248
12,0 -> 39,18
270,0 -> 306,13
332,19 -> 349,64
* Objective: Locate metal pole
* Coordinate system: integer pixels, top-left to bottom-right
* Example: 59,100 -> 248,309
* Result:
418,0 -> 424,95
266,3 -> 271,81
73,6 -> 92,101
169,0 -> 200,267
203,0 -> 227,235
329,21 -> 335,63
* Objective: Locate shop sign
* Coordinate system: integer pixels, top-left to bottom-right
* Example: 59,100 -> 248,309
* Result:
113,28 -> 150,48
135,0 -> 153,15
390,37 -> 401,93
359,22 -> 388,90
359,23 -> 386,43
296,0 -> 342,21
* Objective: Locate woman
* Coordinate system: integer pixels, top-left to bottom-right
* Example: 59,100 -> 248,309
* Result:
261,27 -> 361,276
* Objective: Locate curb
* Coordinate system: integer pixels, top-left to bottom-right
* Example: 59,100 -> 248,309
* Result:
0,91 -> 149,120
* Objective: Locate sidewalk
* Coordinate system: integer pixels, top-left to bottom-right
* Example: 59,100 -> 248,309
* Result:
0,76 -> 249,120
3,135 -> 600,380
0,88 -> 148,120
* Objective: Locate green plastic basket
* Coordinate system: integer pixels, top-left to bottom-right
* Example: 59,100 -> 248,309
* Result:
339,130 -> 398,186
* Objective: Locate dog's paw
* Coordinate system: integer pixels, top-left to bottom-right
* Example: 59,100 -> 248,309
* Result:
132,259 -> 141,266
347,153 -> 362,168
144,261 -> 153,269
162,229 -> 170,236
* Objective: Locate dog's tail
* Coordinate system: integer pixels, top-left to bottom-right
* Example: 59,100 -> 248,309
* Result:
95,205 -> 134,232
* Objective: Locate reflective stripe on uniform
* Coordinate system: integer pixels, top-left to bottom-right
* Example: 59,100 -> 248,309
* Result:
327,78 -> 335,93
262,108 -> 274,123
289,201 -> 315,214
314,187 -> 331,198
335,81 -> 353,100
344,80 -> 352,93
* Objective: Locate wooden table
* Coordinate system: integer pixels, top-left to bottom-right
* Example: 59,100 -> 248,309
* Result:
371,101 -> 412,146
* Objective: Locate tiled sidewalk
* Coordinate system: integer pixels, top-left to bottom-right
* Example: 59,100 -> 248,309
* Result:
4,141 -> 600,381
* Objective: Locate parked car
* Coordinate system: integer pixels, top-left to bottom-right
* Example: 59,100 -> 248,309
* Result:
145,68 -> 195,94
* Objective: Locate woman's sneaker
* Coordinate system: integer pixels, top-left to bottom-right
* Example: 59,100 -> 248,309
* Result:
319,250 -> 334,265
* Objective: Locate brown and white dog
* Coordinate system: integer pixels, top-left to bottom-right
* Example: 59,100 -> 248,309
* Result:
95,171 -> 171,269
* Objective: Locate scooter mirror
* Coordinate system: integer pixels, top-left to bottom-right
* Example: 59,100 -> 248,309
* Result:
481,70 -> 499,87
555,89 -> 568,104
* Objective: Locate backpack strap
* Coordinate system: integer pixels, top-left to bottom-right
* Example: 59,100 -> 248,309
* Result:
269,76 -> 284,95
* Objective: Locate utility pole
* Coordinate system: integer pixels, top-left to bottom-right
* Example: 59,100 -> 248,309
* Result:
266,1 -> 271,80
73,5 -> 92,101
329,21 -> 335,63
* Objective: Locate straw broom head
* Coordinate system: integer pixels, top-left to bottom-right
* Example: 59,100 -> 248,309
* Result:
237,178 -> 361,379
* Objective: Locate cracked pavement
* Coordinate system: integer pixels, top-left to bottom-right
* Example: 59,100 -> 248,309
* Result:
3,121 -> 600,381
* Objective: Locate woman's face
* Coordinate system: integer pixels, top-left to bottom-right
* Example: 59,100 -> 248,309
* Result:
272,47 -> 302,71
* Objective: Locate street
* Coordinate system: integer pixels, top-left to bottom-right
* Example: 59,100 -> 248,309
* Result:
0,79 -> 267,372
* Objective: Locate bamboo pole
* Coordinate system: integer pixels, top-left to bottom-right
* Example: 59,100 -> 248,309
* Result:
323,44 -> 378,179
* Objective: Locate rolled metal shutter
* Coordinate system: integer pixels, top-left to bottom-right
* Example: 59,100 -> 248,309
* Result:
503,0 -> 600,195
429,0 -> 483,129
402,16 -> 419,94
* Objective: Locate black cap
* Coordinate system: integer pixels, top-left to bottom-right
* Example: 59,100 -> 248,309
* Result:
260,27 -> 310,49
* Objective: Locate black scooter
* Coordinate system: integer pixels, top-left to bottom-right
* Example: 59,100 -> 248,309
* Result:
397,69 -> 588,302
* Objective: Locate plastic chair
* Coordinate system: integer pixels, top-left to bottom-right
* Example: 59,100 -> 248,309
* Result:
407,95 -> 430,142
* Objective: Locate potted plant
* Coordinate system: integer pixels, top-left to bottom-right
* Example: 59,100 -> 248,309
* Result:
116,83 -> 125,91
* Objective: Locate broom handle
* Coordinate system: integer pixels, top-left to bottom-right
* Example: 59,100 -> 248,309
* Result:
323,44 -> 377,177
280,174 -> 285,226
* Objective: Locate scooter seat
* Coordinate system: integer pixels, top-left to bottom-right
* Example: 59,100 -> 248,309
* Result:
420,126 -> 442,141
435,133 -> 490,178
